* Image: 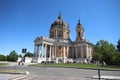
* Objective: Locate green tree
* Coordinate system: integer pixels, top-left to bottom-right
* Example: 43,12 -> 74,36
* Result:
7,50 -> 19,61
0,54 -> 6,61
92,43 -> 101,62
24,52 -> 33,57
112,51 -> 120,65
92,40 -> 117,65
19,54 -> 22,57
117,39 -> 120,52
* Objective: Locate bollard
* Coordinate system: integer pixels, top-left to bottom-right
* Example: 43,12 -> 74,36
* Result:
25,71 -> 29,75
98,69 -> 100,80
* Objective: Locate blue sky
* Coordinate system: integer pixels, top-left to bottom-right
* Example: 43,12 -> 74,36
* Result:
0,0 -> 120,55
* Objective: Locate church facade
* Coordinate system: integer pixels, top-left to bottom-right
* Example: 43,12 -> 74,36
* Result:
32,13 -> 93,63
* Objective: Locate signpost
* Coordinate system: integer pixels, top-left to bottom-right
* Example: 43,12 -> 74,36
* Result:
22,48 -> 27,64
22,48 -> 27,53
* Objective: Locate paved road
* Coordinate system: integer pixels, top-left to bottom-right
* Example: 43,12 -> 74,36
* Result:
0,64 -> 120,80
0,66 -> 120,77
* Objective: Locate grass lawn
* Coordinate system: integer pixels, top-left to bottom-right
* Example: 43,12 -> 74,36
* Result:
29,63 -> 120,71
0,69 -> 26,74
0,63 -> 9,66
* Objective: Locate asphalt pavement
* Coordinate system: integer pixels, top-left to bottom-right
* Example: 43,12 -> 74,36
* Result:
0,62 -> 120,80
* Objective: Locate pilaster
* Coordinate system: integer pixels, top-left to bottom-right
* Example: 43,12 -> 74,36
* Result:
75,46 -> 78,59
63,46 -> 65,63
54,46 -> 56,58
81,46 -> 83,58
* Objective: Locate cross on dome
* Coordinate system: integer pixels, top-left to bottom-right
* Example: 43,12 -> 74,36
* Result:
58,12 -> 62,20
78,19 -> 81,25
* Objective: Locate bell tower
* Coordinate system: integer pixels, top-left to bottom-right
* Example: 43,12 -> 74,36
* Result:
76,19 -> 85,42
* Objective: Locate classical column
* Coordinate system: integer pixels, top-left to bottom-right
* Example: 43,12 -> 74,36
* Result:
54,46 -> 56,58
38,45 -> 41,58
63,46 -> 65,58
39,45 -> 42,58
63,46 -> 65,63
34,45 -> 37,57
36,45 -> 40,58
75,46 -> 78,59
49,45 -> 51,61
41,44 -> 43,57
51,46 -> 54,58
45,44 -> 47,61
89,47 -> 91,59
61,46 -> 62,57
66,46 -> 68,58
86,46 -> 88,59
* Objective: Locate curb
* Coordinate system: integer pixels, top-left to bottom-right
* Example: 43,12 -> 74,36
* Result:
29,65 -> 120,71
0,70 -> 29,75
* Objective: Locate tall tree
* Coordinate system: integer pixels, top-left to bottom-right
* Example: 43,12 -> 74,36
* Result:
117,39 -> 120,51
0,54 -> 6,61
24,52 -> 33,57
7,50 -> 19,61
92,40 -> 117,65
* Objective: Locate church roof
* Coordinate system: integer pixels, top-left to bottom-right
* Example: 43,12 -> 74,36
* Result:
50,13 -> 70,30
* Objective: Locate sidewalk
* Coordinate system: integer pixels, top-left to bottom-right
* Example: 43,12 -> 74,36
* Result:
0,61 -> 37,66
8,75 -> 91,80
0,74 -> 20,80
0,62 -> 30,75
92,76 -> 120,80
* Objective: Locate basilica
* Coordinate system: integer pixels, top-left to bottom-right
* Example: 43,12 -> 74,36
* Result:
32,13 -> 93,63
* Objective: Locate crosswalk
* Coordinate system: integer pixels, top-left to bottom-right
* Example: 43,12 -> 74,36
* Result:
8,75 -> 91,80
8,75 -> 34,80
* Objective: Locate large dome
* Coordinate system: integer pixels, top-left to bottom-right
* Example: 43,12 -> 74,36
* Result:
50,13 -> 69,30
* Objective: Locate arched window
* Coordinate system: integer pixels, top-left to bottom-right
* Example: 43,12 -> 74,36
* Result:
50,32 -> 54,38
57,31 -> 62,37
78,32 -> 80,36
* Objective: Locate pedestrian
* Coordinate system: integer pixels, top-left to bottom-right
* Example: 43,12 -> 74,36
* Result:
22,61 -> 24,66
18,61 -> 21,66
